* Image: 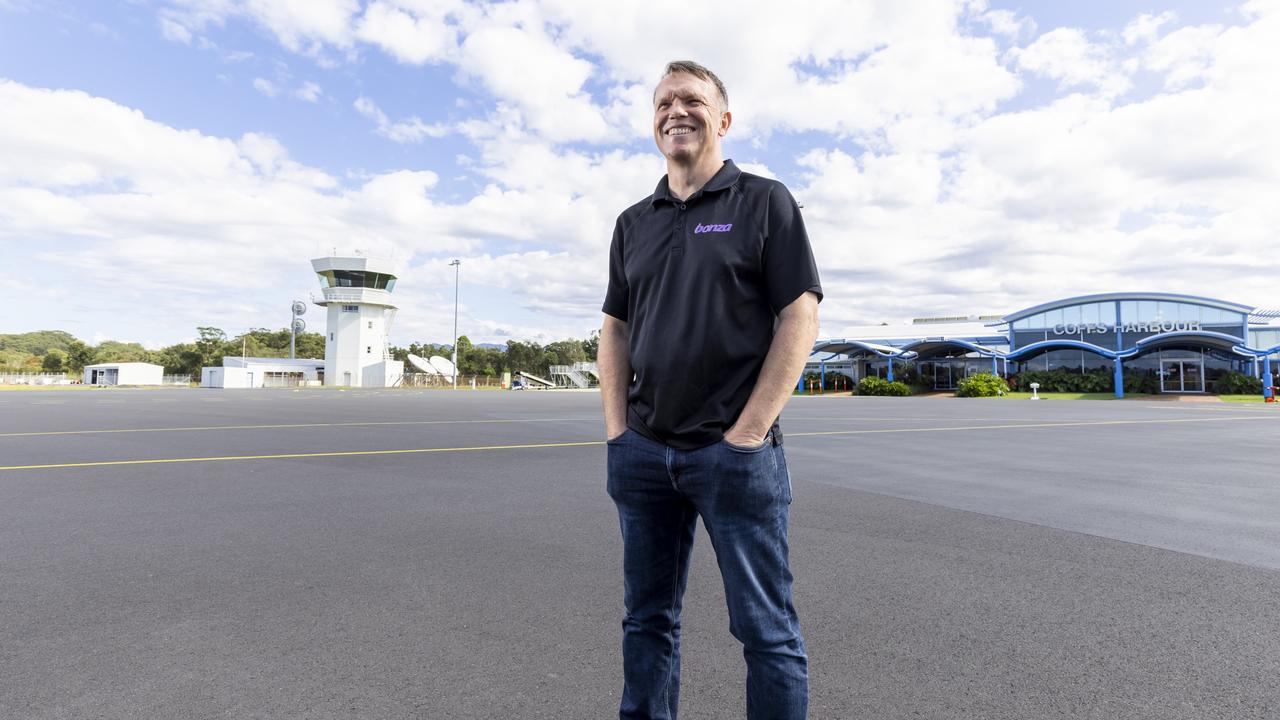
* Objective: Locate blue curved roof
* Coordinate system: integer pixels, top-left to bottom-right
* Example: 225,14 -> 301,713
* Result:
897,338 -> 1005,357
813,339 -> 918,359
1005,339 -> 1119,361
1131,330 -> 1246,349
1002,292 -> 1255,324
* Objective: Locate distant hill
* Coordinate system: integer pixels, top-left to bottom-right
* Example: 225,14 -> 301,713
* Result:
0,330 -> 77,355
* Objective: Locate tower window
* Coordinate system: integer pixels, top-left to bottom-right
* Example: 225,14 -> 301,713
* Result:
367,321 -> 373,329
367,346 -> 372,354
329,333 -> 334,341
342,305 -> 358,313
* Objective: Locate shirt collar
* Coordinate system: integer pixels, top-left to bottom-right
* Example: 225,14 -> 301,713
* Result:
650,159 -> 740,207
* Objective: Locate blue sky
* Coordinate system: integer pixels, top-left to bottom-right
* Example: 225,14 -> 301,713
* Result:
2,1 -> 1278,348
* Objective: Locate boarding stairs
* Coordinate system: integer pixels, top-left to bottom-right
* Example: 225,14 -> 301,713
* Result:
549,362 -> 598,389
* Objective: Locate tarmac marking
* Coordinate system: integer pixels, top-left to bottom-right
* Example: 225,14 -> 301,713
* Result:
786,414 -> 1277,438
0,415 -> 1274,472
0,440 -> 605,471
0,417 -> 580,439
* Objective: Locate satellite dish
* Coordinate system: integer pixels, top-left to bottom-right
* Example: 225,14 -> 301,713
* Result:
291,318 -> 306,333
407,354 -> 439,375
291,300 -> 307,316
428,355 -> 455,376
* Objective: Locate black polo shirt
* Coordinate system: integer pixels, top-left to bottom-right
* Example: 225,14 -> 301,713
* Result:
602,160 -> 822,450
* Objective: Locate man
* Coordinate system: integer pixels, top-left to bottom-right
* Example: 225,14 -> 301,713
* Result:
599,60 -> 822,720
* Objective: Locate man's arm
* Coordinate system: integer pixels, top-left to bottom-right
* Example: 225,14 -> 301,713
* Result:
598,314 -> 631,440
724,291 -> 820,447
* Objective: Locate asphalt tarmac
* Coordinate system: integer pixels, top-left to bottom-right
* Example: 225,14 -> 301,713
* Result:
1,388 -> 1278,719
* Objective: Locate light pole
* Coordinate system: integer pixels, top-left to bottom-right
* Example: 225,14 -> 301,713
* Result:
450,259 -> 461,389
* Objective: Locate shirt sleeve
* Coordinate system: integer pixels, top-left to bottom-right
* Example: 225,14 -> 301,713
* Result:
761,182 -> 823,314
601,215 -> 629,321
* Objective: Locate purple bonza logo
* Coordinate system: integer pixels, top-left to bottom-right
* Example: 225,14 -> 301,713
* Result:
694,223 -> 733,233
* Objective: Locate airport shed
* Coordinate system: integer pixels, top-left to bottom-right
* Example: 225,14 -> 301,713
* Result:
201,357 -> 325,389
83,362 -> 164,386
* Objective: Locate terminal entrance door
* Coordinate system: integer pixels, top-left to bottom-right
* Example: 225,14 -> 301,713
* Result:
1160,359 -> 1204,393
933,364 -> 954,390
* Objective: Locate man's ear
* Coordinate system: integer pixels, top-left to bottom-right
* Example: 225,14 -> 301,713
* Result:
718,110 -> 732,137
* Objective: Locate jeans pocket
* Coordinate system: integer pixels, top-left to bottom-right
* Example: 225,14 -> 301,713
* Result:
723,432 -> 771,453
606,428 -> 633,445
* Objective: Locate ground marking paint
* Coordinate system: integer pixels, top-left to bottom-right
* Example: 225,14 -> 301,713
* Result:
0,415 -> 1274,472
0,440 -> 605,471
0,417 -> 581,439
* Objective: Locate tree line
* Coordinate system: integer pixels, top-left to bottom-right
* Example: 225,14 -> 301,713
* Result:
1,328 -> 599,378
391,334 -> 598,377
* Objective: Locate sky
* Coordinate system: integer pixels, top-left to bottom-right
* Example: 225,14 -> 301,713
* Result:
2,0 -> 1278,349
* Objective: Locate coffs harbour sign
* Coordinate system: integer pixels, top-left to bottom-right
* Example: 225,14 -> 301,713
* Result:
1052,321 -> 1202,335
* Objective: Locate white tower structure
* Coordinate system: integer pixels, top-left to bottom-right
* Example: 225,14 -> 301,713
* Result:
311,255 -> 405,387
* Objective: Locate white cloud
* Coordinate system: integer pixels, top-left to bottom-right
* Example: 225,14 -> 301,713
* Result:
293,80 -> 323,102
251,77 -> 278,97
1010,27 -> 1131,96
158,16 -> 193,43
1122,11 -> 1176,46
353,96 -> 449,142
1140,24 -> 1225,89
353,0 -> 463,64
979,8 -> 1036,39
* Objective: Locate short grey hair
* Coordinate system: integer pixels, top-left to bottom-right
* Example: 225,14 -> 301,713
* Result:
657,60 -> 728,110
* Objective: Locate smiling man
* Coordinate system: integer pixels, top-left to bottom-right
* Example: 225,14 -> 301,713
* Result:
598,61 -> 823,720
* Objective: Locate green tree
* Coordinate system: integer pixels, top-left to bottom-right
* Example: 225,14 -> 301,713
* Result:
95,341 -> 150,363
66,340 -> 97,373
149,343 -> 201,375
293,331 -> 325,359
459,345 -> 503,376
504,340 -> 547,375
582,330 -> 600,361
545,339 -> 587,366
41,349 -> 66,373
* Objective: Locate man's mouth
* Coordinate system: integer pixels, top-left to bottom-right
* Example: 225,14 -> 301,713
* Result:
666,126 -> 695,136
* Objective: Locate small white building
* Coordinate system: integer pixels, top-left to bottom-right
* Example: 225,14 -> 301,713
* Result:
201,357 -> 325,389
83,362 -> 164,386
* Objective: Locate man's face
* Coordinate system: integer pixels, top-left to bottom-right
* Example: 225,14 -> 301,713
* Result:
652,72 -> 731,165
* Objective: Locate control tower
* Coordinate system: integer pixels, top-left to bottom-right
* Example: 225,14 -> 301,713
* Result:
311,255 -> 404,387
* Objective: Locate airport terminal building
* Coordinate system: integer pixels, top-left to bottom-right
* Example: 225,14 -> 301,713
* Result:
811,292 -> 1280,397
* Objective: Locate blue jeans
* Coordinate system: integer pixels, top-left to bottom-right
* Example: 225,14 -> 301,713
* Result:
606,428 -> 807,720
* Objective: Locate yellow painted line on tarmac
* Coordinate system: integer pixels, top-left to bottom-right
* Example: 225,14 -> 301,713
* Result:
1,414 -> 1276,472
0,440 -> 606,471
0,417 -> 578,439
787,414 -> 1276,438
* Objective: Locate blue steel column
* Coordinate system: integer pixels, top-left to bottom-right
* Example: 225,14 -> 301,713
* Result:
820,359 -> 826,392
887,357 -> 895,382
796,375 -> 804,394
990,355 -> 997,374
1114,300 -> 1124,398
1264,355 -> 1274,400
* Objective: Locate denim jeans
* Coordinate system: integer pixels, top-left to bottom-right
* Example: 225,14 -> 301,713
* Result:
606,428 -> 808,720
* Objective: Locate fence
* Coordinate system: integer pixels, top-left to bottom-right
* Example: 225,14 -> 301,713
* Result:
400,373 -> 505,389
0,373 -> 74,385
162,374 -> 193,385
